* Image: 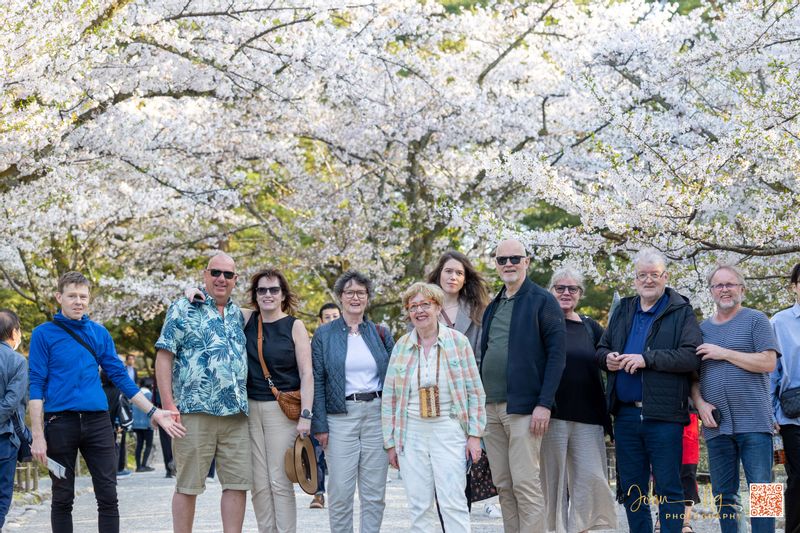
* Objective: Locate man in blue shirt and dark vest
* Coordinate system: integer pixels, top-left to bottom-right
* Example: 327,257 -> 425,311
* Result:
28,271 -> 185,533
597,249 -> 702,533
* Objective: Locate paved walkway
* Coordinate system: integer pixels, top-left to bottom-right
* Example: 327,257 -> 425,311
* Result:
5,455 -> 786,532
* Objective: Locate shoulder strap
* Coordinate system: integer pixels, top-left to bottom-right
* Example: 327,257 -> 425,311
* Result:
580,315 -> 600,346
256,318 -> 282,398
51,321 -> 100,364
373,322 -> 386,345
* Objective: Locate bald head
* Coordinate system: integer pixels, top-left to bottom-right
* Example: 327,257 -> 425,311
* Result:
207,252 -> 235,271
495,239 -> 526,257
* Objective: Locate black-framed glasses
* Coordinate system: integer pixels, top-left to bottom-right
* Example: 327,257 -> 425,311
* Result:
496,255 -> 525,266
207,269 -> 236,280
343,290 -> 368,299
256,286 -> 281,296
553,285 -> 581,295
710,283 -> 742,292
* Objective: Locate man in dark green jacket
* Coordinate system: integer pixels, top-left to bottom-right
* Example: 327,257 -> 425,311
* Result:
479,239 -> 566,533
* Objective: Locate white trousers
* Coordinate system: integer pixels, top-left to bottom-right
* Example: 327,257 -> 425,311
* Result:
398,415 -> 470,533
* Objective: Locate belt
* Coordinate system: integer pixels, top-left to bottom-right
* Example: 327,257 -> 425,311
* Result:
345,391 -> 382,402
620,401 -> 643,408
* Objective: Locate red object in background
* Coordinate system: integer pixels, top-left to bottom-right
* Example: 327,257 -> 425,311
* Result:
682,413 -> 700,465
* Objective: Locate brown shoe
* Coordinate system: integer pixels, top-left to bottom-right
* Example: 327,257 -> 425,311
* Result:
309,493 -> 324,509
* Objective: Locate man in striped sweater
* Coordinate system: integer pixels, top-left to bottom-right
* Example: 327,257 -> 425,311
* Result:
691,264 -> 780,533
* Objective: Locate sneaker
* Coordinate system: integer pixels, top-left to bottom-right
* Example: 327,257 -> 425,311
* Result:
309,493 -> 325,509
165,471 -> 174,478
136,466 -> 155,473
116,469 -> 132,478
484,504 -> 502,519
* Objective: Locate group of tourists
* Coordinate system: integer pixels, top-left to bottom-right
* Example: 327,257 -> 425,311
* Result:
0,241 -> 797,533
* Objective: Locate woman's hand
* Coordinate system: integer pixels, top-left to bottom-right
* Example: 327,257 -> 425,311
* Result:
387,447 -> 400,470
466,436 -> 481,463
296,417 -> 311,437
184,287 -> 204,302
315,432 -> 329,450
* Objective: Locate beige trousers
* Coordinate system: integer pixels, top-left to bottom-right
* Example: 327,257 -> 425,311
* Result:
249,400 -> 298,533
483,402 -> 545,533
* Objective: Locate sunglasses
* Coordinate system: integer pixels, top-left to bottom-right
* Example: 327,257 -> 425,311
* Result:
207,269 -> 236,280
495,255 -> 525,266
256,286 -> 281,296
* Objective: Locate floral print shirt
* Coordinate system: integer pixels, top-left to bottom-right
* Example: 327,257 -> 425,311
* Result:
155,290 -> 248,416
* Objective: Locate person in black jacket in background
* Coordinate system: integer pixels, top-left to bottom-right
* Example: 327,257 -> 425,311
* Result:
479,239 -> 566,533
597,248 -> 702,533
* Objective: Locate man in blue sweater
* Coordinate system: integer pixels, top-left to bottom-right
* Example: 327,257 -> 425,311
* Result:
28,271 -> 185,533
0,309 -> 28,530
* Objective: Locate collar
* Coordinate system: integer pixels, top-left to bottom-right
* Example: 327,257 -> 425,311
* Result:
54,310 -> 90,326
199,288 -> 233,310
636,292 -> 668,315
410,325 -> 446,349
792,302 -> 800,318
0,340 -> 12,350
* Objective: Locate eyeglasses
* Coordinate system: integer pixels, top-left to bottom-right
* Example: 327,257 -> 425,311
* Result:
207,269 -> 236,280
710,283 -> 742,292
553,285 -> 581,295
635,271 -> 665,281
496,255 -> 525,266
342,290 -> 368,299
256,286 -> 281,296
407,301 -> 434,314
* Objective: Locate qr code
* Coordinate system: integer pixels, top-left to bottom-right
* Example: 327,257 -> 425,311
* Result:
750,483 -> 784,518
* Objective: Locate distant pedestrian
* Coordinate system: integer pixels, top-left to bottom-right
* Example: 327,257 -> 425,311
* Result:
132,379 -> 155,472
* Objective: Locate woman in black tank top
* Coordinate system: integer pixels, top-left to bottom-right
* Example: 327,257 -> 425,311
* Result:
243,268 -> 312,533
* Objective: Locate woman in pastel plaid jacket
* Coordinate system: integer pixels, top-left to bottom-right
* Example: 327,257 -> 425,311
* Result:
381,282 -> 486,533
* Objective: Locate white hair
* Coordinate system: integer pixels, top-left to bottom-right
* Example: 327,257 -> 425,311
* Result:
548,266 -> 585,291
706,264 -> 747,288
633,248 -> 667,272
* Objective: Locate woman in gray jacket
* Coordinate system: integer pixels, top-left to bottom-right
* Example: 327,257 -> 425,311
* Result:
311,271 -> 394,533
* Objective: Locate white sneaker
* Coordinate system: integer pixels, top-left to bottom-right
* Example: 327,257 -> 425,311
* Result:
484,504 -> 502,518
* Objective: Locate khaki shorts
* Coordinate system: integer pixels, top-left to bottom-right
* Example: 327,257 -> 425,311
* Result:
173,412 -> 252,494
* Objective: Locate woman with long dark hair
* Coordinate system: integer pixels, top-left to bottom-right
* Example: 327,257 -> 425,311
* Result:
425,250 -> 490,363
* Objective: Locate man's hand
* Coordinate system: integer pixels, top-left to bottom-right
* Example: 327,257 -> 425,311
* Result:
606,352 -> 622,371
31,434 -> 47,464
184,287 -> 204,302
161,401 -> 181,425
387,447 -> 399,470
619,353 -> 646,374
315,432 -> 329,450
530,406 -> 551,437
696,400 -> 718,428
296,417 -> 311,437
152,409 -> 186,438
697,343 -> 728,361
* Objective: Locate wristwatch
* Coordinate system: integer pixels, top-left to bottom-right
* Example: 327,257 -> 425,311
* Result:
300,409 -> 313,420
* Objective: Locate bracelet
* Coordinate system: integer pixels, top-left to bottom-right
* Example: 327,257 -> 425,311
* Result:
147,406 -> 158,418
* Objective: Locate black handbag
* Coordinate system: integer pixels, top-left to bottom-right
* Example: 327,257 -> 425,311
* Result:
468,449 -> 498,502
780,386 -> 800,419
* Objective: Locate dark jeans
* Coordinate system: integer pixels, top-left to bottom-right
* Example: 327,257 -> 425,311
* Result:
310,434 -> 326,494
706,432 -> 774,533
780,424 -> 799,533
0,434 -> 17,528
116,429 -> 127,472
615,405 -> 685,533
45,411 -> 119,533
133,429 -> 153,469
158,427 -> 173,474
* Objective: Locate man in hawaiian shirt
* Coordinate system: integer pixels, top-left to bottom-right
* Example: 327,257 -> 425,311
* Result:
155,253 -> 250,533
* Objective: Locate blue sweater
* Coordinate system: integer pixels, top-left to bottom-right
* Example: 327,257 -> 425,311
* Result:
29,312 -> 139,413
